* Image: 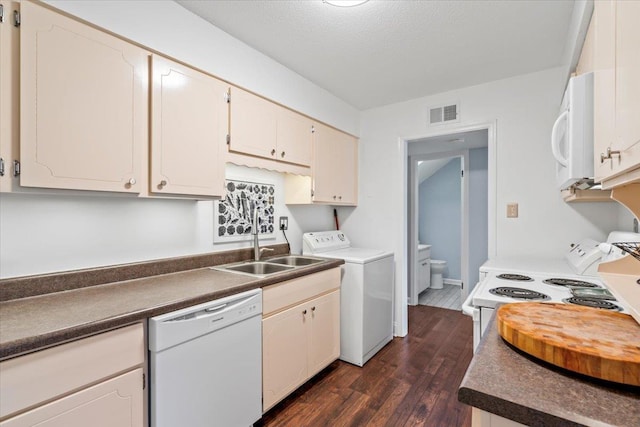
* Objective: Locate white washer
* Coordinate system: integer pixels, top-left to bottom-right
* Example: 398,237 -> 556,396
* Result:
303,231 -> 394,367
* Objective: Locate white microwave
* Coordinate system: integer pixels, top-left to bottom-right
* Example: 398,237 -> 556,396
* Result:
551,72 -> 594,190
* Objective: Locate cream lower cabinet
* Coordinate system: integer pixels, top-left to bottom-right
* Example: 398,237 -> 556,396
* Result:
20,1 -> 149,193
262,268 -> 340,412
592,0 -> 640,188
0,324 -> 144,427
150,55 -> 227,198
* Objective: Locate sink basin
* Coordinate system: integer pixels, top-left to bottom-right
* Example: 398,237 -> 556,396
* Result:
266,256 -> 325,267
219,262 -> 295,276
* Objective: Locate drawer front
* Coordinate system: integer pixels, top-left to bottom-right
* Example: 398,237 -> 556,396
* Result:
263,268 -> 340,316
0,323 -> 144,418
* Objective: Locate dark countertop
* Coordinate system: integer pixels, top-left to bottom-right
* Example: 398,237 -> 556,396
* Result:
458,314 -> 640,427
0,253 -> 343,360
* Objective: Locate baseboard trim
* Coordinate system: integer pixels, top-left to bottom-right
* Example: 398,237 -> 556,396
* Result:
443,279 -> 462,287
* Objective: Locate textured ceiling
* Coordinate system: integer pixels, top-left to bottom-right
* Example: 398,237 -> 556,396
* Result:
176,0 -> 575,110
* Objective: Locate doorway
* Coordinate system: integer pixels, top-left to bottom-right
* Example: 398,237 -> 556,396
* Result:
407,130 -> 489,313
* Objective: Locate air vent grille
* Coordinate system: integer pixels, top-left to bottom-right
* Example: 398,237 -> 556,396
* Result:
428,103 -> 459,126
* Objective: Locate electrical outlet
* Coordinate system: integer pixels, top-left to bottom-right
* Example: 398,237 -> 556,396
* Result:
279,216 -> 288,230
507,203 -> 519,218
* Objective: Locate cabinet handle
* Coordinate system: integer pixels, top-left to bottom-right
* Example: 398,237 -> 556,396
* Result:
271,149 -> 276,156
600,147 -> 621,164
338,196 -> 342,200
421,262 -> 428,266
312,306 -> 316,312
158,180 -> 167,190
125,178 -> 136,188
302,309 -> 307,315
333,195 -> 337,200
281,151 -> 285,158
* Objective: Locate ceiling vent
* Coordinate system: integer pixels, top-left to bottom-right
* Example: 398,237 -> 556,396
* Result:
428,103 -> 459,126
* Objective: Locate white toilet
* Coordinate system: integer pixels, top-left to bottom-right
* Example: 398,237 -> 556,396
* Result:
430,260 -> 447,289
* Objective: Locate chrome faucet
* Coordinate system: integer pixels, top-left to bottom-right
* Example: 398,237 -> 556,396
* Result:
252,209 -> 273,261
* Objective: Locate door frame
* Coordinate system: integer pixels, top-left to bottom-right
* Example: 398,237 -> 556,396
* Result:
395,120 -> 496,337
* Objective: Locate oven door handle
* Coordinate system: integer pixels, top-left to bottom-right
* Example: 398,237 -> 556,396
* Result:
462,284 -> 480,321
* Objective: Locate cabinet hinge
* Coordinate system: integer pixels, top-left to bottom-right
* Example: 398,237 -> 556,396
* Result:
226,134 -> 230,145
13,10 -> 19,27
311,189 -> 314,197
224,89 -> 230,103
461,170 -> 464,178
13,160 -> 20,177
311,125 -> 315,134
0,5 -> 4,23
0,158 -> 4,177
142,373 -> 146,390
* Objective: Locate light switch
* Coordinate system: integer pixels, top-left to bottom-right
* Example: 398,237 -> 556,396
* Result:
507,203 -> 519,218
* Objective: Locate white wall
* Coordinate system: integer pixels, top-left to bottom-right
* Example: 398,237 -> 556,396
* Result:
340,67 -> 631,333
1,1 -> 356,278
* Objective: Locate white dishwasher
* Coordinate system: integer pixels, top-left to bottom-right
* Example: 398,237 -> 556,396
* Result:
148,288 -> 262,427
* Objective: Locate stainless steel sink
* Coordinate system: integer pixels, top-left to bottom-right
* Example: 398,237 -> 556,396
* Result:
266,256 -> 325,267
213,256 -> 325,277
218,262 -> 295,276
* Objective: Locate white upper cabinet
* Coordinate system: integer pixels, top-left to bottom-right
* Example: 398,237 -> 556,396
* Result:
0,1 -> 19,192
150,55 -> 227,198
20,1 -> 149,193
592,0 -> 640,188
228,86 -> 278,161
228,86 -> 313,168
312,123 -> 358,205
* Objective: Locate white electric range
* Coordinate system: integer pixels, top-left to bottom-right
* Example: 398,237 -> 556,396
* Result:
463,233 -> 635,351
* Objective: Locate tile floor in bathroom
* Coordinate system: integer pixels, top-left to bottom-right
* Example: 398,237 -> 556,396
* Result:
418,283 -> 462,310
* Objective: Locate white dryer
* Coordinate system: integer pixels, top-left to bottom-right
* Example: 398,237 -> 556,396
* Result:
303,231 -> 394,366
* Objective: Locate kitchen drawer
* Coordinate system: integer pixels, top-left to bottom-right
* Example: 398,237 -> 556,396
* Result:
0,323 -> 144,419
263,268 -> 340,316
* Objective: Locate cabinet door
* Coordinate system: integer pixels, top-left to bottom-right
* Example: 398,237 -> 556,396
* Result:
612,0 -> 640,171
334,132 -> 358,205
0,369 -> 143,427
150,56 -> 226,197
20,1 -> 148,193
593,0 -> 616,183
313,123 -> 358,204
0,1 -> 19,192
307,290 -> 340,377
262,304 -> 308,411
276,107 -> 313,167
228,86 -> 277,161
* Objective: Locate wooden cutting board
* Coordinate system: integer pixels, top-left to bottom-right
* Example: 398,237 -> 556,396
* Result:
496,302 -> 640,386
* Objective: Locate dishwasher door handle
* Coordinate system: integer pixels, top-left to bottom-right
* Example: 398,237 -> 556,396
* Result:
205,303 -> 227,312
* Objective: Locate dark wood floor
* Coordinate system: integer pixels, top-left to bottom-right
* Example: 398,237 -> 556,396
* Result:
263,305 -> 474,427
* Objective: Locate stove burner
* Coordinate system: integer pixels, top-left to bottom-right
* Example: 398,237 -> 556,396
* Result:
489,287 -> 550,300
496,274 -> 533,282
543,278 -> 600,288
563,297 -> 622,311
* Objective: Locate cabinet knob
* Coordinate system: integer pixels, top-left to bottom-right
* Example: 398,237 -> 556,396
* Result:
281,151 -> 285,158
311,306 -> 316,312
600,147 -> 621,164
302,309 -> 307,315
333,195 -> 337,200
338,196 -> 342,200
158,180 -> 167,189
125,178 -> 136,188
271,149 -> 276,156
